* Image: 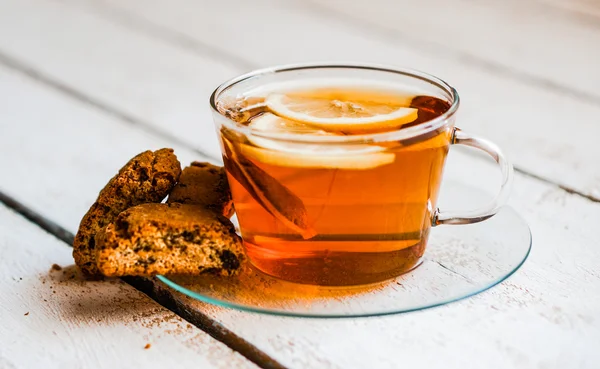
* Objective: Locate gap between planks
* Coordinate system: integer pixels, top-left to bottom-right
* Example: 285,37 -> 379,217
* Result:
0,50 -> 220,164
66,0 -> 255,72
73,0 -> 600,108
298,0 -> 600,107
0,190 -> 288,369
1,47 -> 597,204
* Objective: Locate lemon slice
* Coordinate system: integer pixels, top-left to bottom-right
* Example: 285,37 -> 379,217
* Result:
266,93 -> 418,131
249,112 -> 331,136
239,144 -> 395,169
244,114 -> 395,169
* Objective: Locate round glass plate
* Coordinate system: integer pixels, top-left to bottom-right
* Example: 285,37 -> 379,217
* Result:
157,181 -> 531,318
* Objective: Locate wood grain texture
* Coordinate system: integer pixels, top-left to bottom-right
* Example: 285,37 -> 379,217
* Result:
0,0 -> 240,159
306,0 -> 600,101
2,0 -> 599,201
0,203 -> 256,369
0,54 -> 599,368
1,0 -> 600,368
179,153 -> 600,369
0,67 -> 281,369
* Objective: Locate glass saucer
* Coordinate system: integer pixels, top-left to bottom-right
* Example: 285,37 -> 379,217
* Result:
157,181 -> 531,318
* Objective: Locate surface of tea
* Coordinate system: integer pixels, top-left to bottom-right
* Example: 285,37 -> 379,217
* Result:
218,83 -> 452,285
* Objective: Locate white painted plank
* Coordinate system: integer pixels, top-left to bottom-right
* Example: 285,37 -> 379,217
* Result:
0,0 -> 243,158
536,0 -> 600,19
192,153 -> 600,369
3,0 -> 599,200
0,69 -> 211,232
307,0 -> 600,100
1,57 -> 599,368
0,204 -> 256,369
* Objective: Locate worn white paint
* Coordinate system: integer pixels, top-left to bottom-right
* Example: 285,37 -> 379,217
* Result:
1,52 -> 599,368
312,0 -> 600,99
0,68 -> 210,232
80,0 -> 600,198
194,159 -> 600,369
1,0 -> 599,368
1,0 -> 600,199
0,0 -> 237,158
0,204 -> 256,369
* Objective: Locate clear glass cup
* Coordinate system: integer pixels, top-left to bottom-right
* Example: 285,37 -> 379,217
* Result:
210,63 -> 513,286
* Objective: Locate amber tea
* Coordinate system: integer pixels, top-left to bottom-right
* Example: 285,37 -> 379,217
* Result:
217,82 -> 453,286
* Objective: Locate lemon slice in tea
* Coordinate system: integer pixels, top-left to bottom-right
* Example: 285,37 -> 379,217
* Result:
266,91 -> 418,131
243,113 -> 395,169
249,112 -> 331,136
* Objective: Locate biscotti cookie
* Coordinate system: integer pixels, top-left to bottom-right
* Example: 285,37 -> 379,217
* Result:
167,162 -> 234,218
73,148 -> 181,276
95,203 -> 244,277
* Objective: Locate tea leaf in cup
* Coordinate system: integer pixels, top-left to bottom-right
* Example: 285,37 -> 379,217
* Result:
221,129 -> 316,239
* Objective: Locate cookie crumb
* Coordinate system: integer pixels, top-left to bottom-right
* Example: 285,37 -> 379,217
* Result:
24,312 -> 29,316
51,264 -> 62,271
144,343 -> 151,349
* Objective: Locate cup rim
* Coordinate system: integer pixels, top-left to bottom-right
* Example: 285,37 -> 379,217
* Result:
209,62 -> 460,144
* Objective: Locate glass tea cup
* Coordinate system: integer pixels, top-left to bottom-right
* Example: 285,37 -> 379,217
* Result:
210,63 -> 512,286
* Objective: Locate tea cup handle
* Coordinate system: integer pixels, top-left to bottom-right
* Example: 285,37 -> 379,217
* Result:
433,128 -> 514,226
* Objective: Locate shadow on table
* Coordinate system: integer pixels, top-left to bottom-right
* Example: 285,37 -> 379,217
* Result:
45,264 -> 166,323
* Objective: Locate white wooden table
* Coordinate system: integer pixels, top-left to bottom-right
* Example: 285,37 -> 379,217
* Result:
1,0 -> 599,368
